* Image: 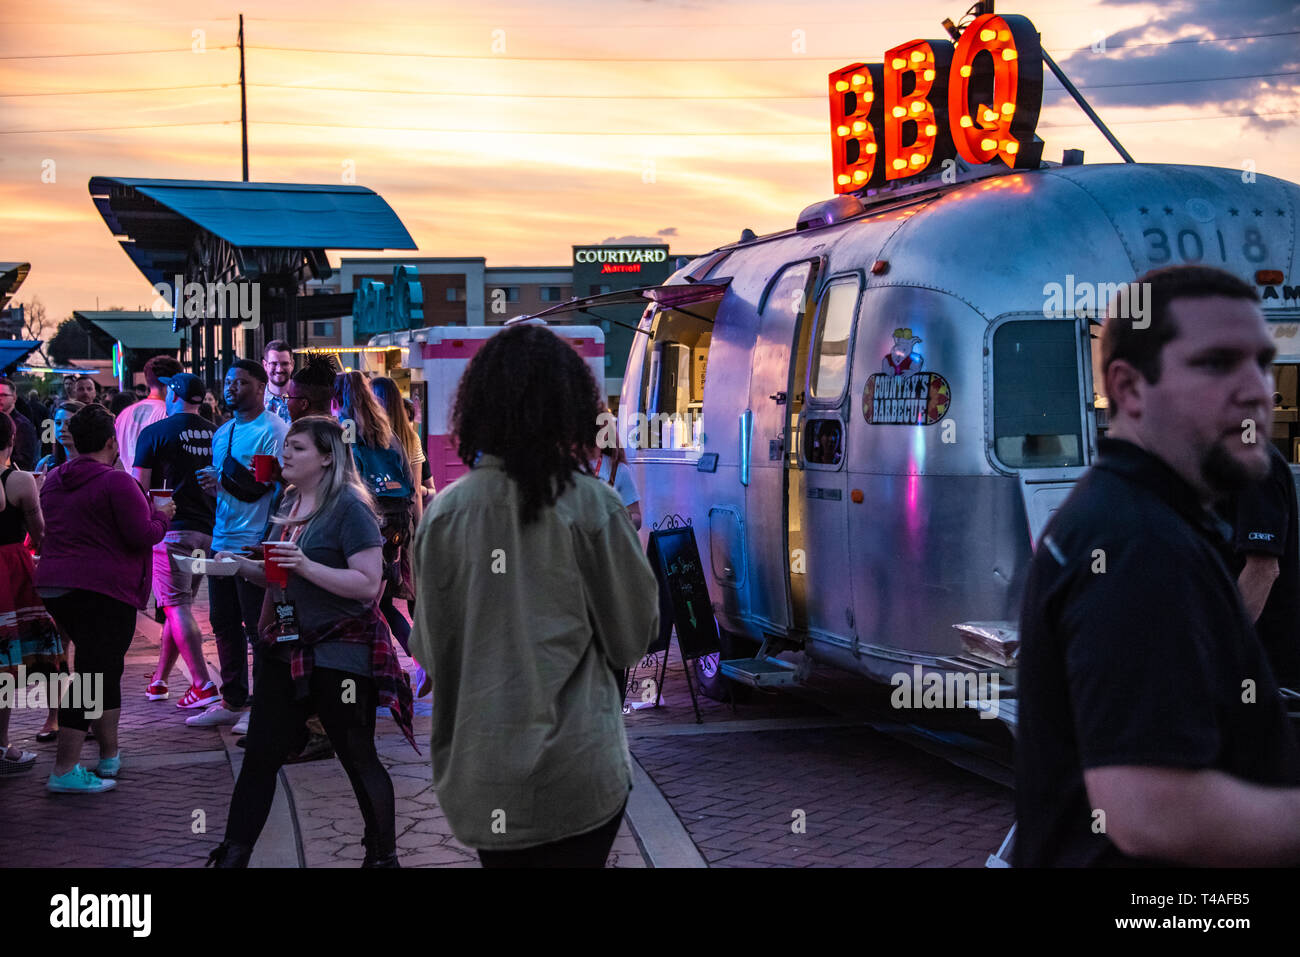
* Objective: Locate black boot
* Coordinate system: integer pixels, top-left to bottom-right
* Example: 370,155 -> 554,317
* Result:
205,840 -> 252,868
361,836 -> 400,868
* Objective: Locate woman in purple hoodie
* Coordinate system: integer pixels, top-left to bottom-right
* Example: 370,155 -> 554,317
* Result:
36,404 -> 174,794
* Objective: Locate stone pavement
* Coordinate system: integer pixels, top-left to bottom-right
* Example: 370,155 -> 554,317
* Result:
2,593 -> 1012,868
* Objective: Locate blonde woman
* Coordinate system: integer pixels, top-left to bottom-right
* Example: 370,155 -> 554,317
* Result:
207,416 -> 414,867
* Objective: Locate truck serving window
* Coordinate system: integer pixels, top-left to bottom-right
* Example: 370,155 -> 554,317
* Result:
992,320 -> 1084,469
639,303 -> 716,451
809,278 -> 860,401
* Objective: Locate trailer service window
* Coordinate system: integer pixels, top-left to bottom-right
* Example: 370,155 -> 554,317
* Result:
992,321 -> 1084,469
639,303 -> 716,451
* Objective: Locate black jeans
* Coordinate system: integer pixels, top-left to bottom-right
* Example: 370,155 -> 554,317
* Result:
208,575 -> 266,710
477,802 -> 627,868
224,658 -> 396,854
43,590 -> 137,733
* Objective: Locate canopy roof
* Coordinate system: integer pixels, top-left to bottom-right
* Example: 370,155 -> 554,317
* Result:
0,340 -> 42,374
88,177 -> 417,287
0,262 -> 30,310
73,311 -> 185,351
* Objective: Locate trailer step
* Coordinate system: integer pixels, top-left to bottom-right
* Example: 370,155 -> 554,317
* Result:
720,656 -> 800,688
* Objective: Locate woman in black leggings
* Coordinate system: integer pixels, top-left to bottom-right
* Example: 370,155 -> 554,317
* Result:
208,416 -> 415,867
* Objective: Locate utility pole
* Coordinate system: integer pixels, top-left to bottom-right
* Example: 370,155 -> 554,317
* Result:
239,13 -> 249,181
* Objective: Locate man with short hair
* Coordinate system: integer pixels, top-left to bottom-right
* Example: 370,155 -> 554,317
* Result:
262,340 -> 294,424
67,375 -> 97,406
133,372 -> 221,711
0,376 -> 39,470
187,360 -> 288,730
115,356 -> 182,471
1016,265 -> 1300,867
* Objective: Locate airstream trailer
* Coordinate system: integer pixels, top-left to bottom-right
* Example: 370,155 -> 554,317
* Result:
584,159 -> 1300,705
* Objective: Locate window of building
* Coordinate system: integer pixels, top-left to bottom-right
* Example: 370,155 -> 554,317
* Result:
589,284 -> 612,296
310,321 -> 335,338
808,278 -> 860,401
541,287 -> 564,302
993,320 -> 1084,469
446,287 -> 466,302
491,286 -> 520,302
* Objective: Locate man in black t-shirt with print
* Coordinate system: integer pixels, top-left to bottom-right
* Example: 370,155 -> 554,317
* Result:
1016,266 -> 1300,867
131,373 -> 221,711
1218,442 -> 1300,689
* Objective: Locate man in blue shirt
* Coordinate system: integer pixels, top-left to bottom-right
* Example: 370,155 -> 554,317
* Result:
262,340 -> 294,425
187,360 -> 288,729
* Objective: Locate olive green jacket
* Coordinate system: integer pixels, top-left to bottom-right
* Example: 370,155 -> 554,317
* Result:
408,455 -> 660,849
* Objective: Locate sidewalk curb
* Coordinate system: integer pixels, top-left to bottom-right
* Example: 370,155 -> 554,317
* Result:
625,754 -> 707,868
219,727 -> 304,868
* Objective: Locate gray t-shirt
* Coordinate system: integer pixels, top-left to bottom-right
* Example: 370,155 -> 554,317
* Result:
271,487 -> 384,676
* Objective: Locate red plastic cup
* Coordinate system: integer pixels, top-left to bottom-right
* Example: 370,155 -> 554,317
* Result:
149,488 -> 173,510
263,541 -> 289,587
253,455 -> 277,483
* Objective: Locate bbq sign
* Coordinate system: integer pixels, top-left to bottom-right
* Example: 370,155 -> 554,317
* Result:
829,13 -> 1043,193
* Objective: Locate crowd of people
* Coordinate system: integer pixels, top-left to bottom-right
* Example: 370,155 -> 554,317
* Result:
9,263 -> 1293,871
0,330 -> 653,869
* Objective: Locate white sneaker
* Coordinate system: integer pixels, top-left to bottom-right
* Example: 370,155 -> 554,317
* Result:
185,704 -> 242,728
231,712 -> 250,735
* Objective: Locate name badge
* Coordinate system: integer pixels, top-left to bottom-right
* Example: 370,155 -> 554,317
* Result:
271,600 -> 300,644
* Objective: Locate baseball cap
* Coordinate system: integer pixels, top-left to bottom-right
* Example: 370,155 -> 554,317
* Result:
159,373 -> 205,403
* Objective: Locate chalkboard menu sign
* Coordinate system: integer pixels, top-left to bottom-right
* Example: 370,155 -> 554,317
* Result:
646,525 -> 721,660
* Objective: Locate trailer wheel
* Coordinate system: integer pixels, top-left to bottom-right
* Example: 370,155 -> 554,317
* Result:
695,631 -> 754,703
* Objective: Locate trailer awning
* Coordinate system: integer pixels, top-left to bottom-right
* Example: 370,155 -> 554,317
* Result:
0,339 -> 42,374
507,280 -> 730,325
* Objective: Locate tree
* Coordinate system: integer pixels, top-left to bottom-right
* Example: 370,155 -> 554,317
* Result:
18,298 -> 50,364
48,316 -> 110,366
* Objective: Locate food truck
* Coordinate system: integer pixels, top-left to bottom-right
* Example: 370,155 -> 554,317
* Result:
520,10 -> 1300,709
366,324 -> 605,491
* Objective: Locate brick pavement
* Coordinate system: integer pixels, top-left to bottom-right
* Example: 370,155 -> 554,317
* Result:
1,594 -> 644,867
2,592 -> 1011,868
630,726 -> 1013,867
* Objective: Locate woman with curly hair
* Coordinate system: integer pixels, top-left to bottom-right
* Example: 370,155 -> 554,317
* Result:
408,323 -> 659,867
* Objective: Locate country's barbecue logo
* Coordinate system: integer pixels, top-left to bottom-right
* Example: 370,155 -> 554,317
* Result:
864,330 -> 951,425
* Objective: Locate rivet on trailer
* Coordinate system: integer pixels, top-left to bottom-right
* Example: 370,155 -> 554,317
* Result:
511,7 -> 1300,730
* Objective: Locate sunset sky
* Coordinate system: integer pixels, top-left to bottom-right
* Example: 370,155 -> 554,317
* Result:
2,0 -> 1297,331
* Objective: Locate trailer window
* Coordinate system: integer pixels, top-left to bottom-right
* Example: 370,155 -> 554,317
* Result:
638,304 -> 716,451
809,278 -> 860,401
992,320 -> 1084,469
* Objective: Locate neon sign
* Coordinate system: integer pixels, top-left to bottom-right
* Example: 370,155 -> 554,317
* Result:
830,13 -> 1043,193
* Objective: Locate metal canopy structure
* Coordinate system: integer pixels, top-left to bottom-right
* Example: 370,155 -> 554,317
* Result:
74,311 -> 186,351
87,177 -> 417,386
1,262 -> 30,311
0,340 -> 42,375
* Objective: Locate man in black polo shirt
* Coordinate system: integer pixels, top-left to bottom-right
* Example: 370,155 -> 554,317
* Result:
1016,265 -> 1300,867
1219,442 -> 1300,689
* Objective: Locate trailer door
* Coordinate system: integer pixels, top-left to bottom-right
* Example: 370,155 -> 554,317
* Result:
745,259 -> 820,636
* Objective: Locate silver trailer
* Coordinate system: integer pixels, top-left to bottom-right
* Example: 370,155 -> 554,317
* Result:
609,159 -> 1300,704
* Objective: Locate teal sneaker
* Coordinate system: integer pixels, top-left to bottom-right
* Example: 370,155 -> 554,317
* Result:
47,764 -> 116,794
95,753 -> 122,778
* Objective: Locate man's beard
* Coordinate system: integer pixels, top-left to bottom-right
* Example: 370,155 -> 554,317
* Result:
1201,441 -> 1269,495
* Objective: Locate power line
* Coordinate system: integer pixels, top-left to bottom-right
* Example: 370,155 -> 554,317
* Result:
0,119 -> 236,135
244,69 -> 1300,101
0,45 -> 233,60
247,30 -> 1300,62
230,108 -> 1298,136
0,83 -> 236,98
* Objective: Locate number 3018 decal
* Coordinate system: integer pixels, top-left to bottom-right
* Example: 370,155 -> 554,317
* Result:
1143,227 -> 1268,265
